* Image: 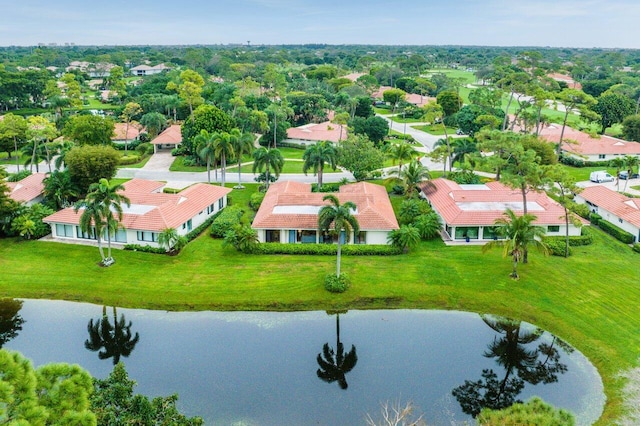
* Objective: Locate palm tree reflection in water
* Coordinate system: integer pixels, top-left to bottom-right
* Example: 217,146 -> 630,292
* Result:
316,313 -> 358,390
85,306 -> 140,365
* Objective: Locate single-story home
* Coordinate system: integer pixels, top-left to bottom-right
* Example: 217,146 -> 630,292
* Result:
251,181 -> 399,244
575,185 -> 640,243
285,121 -> 347,145
371,86 -> 435,108
151,125 -> 182,153
538,124 -> 640,162
419,178 -> 584,242
7,173 -> 46,206
112,123 -> 143,143
44,179 -> 231,248
130,63 -> 170,76
547,73 -> 582,90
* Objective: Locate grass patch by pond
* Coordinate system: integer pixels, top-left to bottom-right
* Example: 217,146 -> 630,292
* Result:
0,183 -> 637,424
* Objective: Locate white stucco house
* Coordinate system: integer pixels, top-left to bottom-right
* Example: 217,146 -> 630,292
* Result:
130,63 -> 171,76
575,185 -> 640,243
419,178 -> 584,242
251,181 -> 399,245
43,179 -> 231,248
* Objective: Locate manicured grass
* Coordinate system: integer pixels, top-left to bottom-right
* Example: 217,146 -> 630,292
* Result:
412,124 -> 458,136
227,159 -> 341,174
632,185 -> 640,191
560,165 -> 617,183
0,151 -> 30,166
389,116 -> 423,124
374,107 -> 394,115
1,182 -> 638,424
118,154 -> 151,169
110,178 -> 131,186
170,156 -> 207,172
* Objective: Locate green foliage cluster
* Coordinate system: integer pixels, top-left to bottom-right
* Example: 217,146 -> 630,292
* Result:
250,243 -> 402,256
181,104 -> 235,154
223,224 -> 258,253
210,205 -> 244,238
559,156 -> 611,168
477,397 -> 575,426
10,204 -> 54,240
311,183 -> 341,192
185,211 -> 221,242
337,134 -> 385,181
118,154 -> 141,165
448,170 -> 481,184
66,145 -> 120,194
324,273 -> 350,293
544,238 -> 573,257
123,244 -> 167,254
398,198 -> 442,241
632,243 -> 640,253
248,192 -> 265,211
7,169 -> 31,182
596,219 -> 635,244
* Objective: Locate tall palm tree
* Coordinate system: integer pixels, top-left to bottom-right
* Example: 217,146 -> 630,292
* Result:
54,140 -> 75,171
388,159 -> 431,197
231,132 -> 255,189
610,157 -> 626,192
316,314 -> 358,390
318,195 -> 359,277
214,129 -> 238,187
623,155 -> 639,192
195,130 -> 216,184
302,141 -> 337,189
482,209 -> 549,279
75,178 -> 130,265
386,142 -> 417,176
451,138 -> 479,166
252,147 -> 284,190
85,306 -> 139,365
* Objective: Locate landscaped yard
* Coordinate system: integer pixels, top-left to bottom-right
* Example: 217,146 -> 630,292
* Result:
412,123 -> 458,136
0,182 -> 638,424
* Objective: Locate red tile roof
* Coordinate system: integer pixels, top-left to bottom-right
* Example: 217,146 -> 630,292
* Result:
342,72 -> 365,82
419,178 -> 582,226
286,121 -> 347,143
151,125 -> 182,145
113,123 -> 142,140
44,179 -> 231,232
7,173 -> 46,203
577,186 -> 640,227
252,181 -> 399,231
547,73 -> 582,90
539,124 -> 640,156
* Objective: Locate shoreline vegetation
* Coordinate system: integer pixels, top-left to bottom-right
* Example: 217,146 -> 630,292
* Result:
0,223 -> 637,424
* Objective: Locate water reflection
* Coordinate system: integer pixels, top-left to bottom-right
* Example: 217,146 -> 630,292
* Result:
452,315 -> 572,417
316,312 -> 358,390
0,298 -> 24,348
85,306 -> 140,365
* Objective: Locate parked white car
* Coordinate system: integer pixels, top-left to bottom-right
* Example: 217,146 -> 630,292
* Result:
589,171 -> 615,183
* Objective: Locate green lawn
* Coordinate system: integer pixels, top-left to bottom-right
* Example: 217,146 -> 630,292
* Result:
560,165 -> 617,182
412,124 -> 458,136
632,185 -> 640,191
1,181 -> 638,423
389,115 -> 423,124
227,159 -> 341,174
0,151 -> 29,166
374,107 -> 394,115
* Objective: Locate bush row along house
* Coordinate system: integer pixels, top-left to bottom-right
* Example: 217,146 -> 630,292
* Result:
575,186 -> 640,243
418,178 -> 584,242
251,181 -> 399,245
43,179 -> 231,248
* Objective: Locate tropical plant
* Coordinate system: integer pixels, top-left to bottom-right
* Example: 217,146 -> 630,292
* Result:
544,165 -> 583,258
213,129 -> 238,187
252,147 -> 284,190
43,170 -> 79,209
482,209 -> 549,279
390,160 -> 432,197
387,225 -> 421,253
85,306 -> 140,365
231,132 -> 255,189
316,314 -> 358,389
318,195 -> 359,278
609,156 -> 626,192
302,141 -> 338,189
157,227 -> 187,253
222,224 -> 258,253
195,130 -> 216,184
414,213 -> 442,240
386,142 -> 417,176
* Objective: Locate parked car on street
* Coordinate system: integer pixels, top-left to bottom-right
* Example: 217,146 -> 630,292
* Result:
619,171 -> 639,180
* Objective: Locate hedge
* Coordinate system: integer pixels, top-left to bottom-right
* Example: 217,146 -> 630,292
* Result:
633,243 -> 640,253
597,220 -> 635,244
118,154 -> 142,165
210,205 -> 244,238
249,243 -> 402,256
544,239 -> 572,257
123,244 -> 166,254
589,213 -> 602,225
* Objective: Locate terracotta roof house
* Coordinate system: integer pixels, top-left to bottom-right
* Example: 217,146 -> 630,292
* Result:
575,186 -> 640,243
44,179 -> 231,248
112,123 -> 143,142
371,86 -> 434,107
342,72 -> 365,82
547,73 -> 582,90
6,173 -> 46,206
538,124 -> 640,162
130,63 -> 171,76
285,121 -> 347,144
252,181 -> 399,244
151,125 -> 182,153
419,178 -> 584,242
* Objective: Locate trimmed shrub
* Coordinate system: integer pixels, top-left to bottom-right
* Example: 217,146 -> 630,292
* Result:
123,244 -> 166,254
589,213 -> 602,225
544,238 -> 572,257
572,203 -> 591,220
186,210 -> 223,242
118,154 -> 141,165
250,243 -> 402,256
210,205 -> 244,238
136,142 -> 154,156
633,243 -> 640,253
324,274 -> 350,293
248,192 -> 266,212
598,220 -> 635,244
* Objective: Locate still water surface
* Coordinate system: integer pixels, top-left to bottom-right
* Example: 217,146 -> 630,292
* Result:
3,299 -> 604,425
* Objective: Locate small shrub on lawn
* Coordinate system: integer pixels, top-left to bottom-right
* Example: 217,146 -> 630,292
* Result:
210,205 -> 244,238
544,238 -> 572,257
123,244 -> 166,254
324,274 -> 350,293
119,154 -> 141,165
633,243 -> 640,253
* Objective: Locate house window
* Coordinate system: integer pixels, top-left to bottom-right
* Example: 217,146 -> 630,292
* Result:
218,198 -> 224,209
289,230 -> 296,243
136,231 -> 158,242
355,231 -> 367,244
455,227 -> 479,240
56,224 -> 73,238
598,154 -> 606,159
114,229 -> 127,243
298,230 -> 316,243
207,203 -> 215,214
187,219 -> 192,231
265,230 -> 280,243
76,226 -> 96,240
483,226 -> 502,240
547,225 -> 560,232
321,231 -> 334,244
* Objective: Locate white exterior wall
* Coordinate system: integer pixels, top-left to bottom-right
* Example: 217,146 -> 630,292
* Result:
565,152 -> 640,162
255,228 -> 392,245
445,223 -> 581,241
365,231 -> 390,244
576,194 -> 640,242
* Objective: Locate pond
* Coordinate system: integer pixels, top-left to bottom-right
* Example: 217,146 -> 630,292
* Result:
1,299 -> 604,425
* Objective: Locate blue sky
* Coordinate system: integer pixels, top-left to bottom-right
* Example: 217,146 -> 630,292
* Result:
1,0 -> 639,48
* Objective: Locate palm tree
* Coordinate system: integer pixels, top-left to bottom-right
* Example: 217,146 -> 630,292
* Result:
388,159 -> 431,197
85,306 -> 139,365
316,314 -> 358,390
387,225 -> 421,253
623,155 -> 639,192
433,137 -> 454,175
610,157 -> 625,192
482,209 -> 549,279
386,142 -> 417,176
53,140 -> 75,170
43,170 -> 79,209
21,141 -> 46,173
75,178 -> 130,265
231,132 -> 255,189
302,141 -> 337,189
214,129 -> 238,187
318,195 -> 359,278
451,138 -> 479,166
195,130 -> 216,184
157,227 -> 186,253
252,147 -> 284,190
